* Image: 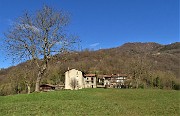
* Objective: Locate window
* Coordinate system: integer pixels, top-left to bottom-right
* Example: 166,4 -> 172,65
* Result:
91,78 -> 94,83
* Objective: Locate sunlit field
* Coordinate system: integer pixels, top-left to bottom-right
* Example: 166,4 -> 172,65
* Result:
0,89 -> 179,116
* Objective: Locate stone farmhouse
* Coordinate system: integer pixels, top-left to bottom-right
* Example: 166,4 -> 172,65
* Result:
65,69 -> 130,90
84,74 -> 97,88
106,74 -> 129,88
97,74 -> 130,88
65,69 -> 84,90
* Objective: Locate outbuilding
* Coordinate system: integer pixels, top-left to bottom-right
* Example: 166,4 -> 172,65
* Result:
40,84 -> 55,91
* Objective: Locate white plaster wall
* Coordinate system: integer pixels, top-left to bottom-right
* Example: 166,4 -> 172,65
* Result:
65,69 -> 84,90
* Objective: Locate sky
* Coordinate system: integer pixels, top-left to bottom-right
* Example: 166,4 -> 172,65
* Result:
0,0 -> 179,68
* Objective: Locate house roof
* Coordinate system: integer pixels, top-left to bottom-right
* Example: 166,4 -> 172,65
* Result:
65,68 -> 80,72
40,84 -> 56,87
84,74 -> 96,77
97,74 -> 128,78
112,74 -> 128,77
98,75 -> 112,78
104,75 -> 112,78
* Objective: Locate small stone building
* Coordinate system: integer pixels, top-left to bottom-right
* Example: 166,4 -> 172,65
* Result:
65,69 -> 84,90
84,74 -> 97,88
40,84 -> 55,91
97,75 -> 112,88
97,74 -> 129,88
64,69 -> 129,90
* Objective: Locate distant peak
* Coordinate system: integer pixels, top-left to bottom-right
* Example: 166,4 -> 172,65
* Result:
118,42 -> 162,53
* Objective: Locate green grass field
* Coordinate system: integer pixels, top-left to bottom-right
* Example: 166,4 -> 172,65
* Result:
0,89 -> 179,116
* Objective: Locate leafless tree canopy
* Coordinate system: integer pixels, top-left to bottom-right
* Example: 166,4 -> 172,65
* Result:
5,5 -> 76,61
5,5 -> 78,92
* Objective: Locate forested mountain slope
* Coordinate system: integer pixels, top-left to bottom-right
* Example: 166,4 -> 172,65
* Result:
0,42 -> 179,95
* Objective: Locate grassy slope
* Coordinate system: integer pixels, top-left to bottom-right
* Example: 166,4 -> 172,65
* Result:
0,89 -> 179,116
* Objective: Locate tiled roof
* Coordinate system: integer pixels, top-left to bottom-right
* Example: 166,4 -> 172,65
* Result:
98,75 -> 112,78
84,74 -> 96,77
112,74 -> 128,77
97,74 -> 128,78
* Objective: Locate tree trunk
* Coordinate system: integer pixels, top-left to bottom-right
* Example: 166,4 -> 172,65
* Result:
35,63 -> 47,92
136,79 -> 139,89
35,71 -> 42,92
27,84 -> 31,94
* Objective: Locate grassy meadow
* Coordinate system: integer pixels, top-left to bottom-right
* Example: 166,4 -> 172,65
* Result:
0,89 -> 179,116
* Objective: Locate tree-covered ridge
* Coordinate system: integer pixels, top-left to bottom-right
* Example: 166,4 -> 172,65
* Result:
0,42 -> 179,95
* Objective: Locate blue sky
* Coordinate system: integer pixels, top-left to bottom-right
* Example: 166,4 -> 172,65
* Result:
0,0 -> 179,68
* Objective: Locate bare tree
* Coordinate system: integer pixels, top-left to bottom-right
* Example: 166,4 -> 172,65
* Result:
70,78 -> 78,90
5,5 -> 78,92
22,62 -> 36,94
128,55 -> 152,88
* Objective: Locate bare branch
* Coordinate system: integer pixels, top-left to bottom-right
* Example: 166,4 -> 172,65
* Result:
5,5 -> 78,92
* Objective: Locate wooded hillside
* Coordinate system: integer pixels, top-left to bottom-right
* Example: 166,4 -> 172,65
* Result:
0,42 -> 179,95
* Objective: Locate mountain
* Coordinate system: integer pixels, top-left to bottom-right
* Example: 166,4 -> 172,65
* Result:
0,42 -> 179,95
1,42 -> 180,77
118,42 -> 162,53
